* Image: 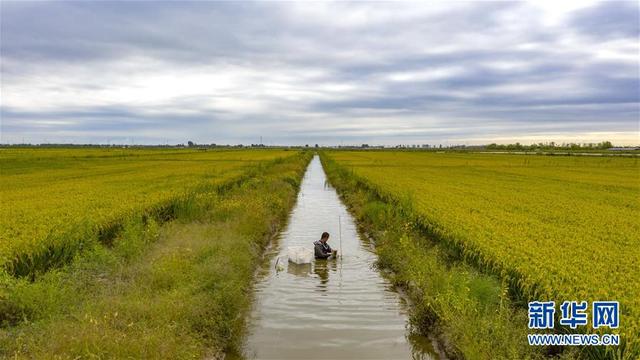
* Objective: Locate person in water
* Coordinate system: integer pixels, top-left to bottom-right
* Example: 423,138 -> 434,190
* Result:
314,232 -> 337,259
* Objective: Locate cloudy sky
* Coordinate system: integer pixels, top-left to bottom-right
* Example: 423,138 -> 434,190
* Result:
1,1 -> 638,146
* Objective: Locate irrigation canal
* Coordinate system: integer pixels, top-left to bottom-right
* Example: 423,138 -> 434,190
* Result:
239,155 -> 442,359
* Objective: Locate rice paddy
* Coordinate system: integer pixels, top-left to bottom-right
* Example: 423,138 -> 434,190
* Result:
0,148 -> 294,277
323,150 -> 640,357
2,147 -> 637,359
0,148 -> 311,358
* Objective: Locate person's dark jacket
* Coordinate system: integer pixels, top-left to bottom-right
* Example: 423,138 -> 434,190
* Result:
314,240 -> 332,259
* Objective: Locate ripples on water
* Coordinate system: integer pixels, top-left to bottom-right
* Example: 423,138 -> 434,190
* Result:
240,156 -> 440,359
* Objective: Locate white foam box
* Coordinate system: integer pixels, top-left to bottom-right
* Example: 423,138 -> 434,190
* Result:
287,246 -> 314,264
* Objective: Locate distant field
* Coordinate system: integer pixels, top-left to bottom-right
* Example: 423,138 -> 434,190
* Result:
0,148 -> 295,276
326,151 -> 640,345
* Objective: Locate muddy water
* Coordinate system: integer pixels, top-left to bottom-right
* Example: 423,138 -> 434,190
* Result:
240,156 -> 440,359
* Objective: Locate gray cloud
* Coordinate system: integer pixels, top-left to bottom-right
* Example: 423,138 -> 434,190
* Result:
1,1 -> 638,145
569,1 -> 640,40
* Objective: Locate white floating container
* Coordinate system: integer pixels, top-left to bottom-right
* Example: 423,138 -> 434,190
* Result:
287,246 -> 313,264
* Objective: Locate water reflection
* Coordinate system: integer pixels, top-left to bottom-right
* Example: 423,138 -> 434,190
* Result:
313,259 -> 337,292
286,262 -> 312,277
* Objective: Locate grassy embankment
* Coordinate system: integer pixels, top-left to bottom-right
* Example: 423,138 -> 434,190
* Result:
0,150 -> 311,358
321,151 -> 639,360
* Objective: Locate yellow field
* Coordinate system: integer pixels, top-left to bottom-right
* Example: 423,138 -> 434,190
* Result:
326,151 -> 640,347
0,148 -> 295,276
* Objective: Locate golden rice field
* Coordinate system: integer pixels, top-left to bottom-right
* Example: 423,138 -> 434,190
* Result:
0,148 -> 294,276
325,151 -> 640,346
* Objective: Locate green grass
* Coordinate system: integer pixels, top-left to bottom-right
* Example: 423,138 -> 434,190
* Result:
0,151 -> 312,358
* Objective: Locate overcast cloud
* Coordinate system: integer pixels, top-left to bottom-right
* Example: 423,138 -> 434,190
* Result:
1,1 -> 638,145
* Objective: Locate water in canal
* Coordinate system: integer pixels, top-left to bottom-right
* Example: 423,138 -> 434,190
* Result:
240,156 -> 441,359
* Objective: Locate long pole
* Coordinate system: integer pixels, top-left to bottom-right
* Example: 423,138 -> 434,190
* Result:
338,215 -> 343,303
339,215 -> 342,258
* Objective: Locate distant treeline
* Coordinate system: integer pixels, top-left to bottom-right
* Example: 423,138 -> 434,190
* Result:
485,141 -> 616,151
2,140 -> 638,151
0,143 -> 275,149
